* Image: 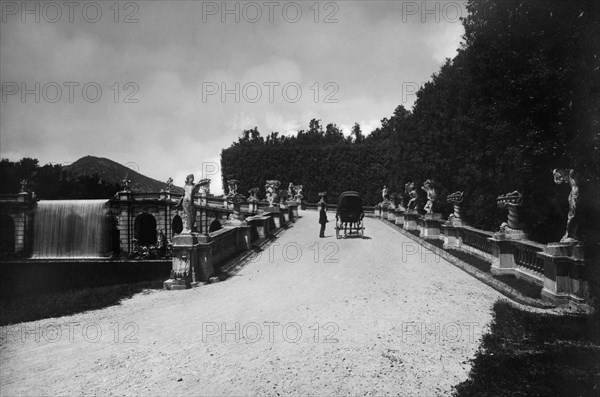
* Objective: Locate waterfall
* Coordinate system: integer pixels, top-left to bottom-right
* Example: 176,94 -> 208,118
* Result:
32,200 -> 109,259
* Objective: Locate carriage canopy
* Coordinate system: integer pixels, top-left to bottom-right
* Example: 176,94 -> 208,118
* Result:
337,191 -> 362,208
335,191 -> 365,238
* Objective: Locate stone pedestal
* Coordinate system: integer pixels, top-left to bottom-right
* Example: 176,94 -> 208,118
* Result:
381,203 -> 389,219
288,202 -> 299,219
445,217 -> 464,227
493,227 -> 527,241
395,208 -> 405,226
248,215 -> 271,239
387,204 -> 396,221
489,238 -> 515,275
539,243 -> 587,304
442,224 -> 462,249
280,205 -> 290,224
264,208 -> 283,229
164,233 -> 214,290
248,201 -> 258,214
419,213 -> 442,239
403,210 -> 419,231
237,225 -> 252,251
225,203 -> 247,227
118,190 -> 133,201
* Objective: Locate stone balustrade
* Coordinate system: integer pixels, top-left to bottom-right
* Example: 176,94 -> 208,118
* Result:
164,202 -> 292,290
378,185 -> 596,305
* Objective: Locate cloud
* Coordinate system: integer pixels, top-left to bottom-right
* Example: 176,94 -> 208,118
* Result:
0,1 -> 465,196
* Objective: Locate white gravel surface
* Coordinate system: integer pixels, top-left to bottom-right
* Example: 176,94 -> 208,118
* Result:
0,210 -> 503,396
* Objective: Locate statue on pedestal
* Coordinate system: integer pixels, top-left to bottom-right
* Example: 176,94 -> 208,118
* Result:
227,179 -> 239,197
176,174 -> 204,234
446,191 -> 464,224
248,187 -> 259,202
382,185 -> 389,202
405,182 -> 418,211
553,169 -> 580,243
122,176 -> 131,192
227,191 -> 247,223
279,189 -> 290,208
247,187 -> 260,214
165,177 -> 174,192
265,180 -> 281,207
421,179 -> 438,214
294,185 -> 303,202
495,191 -> 526,239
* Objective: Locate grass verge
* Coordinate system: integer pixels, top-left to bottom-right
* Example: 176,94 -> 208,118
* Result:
0,279 -> 164,326
453,300 -> 600,397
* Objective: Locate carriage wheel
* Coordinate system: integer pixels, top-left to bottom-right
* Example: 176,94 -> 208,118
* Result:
359,221 -> 364,237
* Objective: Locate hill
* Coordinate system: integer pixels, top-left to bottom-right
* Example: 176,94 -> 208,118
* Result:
64,156 -> 182,194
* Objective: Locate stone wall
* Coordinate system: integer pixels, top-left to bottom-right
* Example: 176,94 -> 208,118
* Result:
0,192 -> 240,256
0,193 -> 35,257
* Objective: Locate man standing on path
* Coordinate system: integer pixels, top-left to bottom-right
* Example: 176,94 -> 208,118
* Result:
318,192 -> 328,238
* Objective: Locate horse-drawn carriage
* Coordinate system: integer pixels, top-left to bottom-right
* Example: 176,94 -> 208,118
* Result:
335,191 -> 365,239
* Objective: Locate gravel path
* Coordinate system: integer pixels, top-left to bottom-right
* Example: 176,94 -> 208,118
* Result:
0,210 -> 503,396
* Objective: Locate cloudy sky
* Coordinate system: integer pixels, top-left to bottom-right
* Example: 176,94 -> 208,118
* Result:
1,0 -> 466,194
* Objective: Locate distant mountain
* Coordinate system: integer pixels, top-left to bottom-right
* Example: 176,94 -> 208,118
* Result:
63,156 -> 182,194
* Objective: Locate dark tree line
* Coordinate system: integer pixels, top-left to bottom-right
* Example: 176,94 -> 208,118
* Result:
0,158 -> 122,199
221,0 -> 599,243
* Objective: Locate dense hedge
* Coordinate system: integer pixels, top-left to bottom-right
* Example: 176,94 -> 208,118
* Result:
222,142 -> 390,206
221,0 -> 599,244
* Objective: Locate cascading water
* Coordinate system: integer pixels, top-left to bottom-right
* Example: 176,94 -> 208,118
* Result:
32,200 -> 109,259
